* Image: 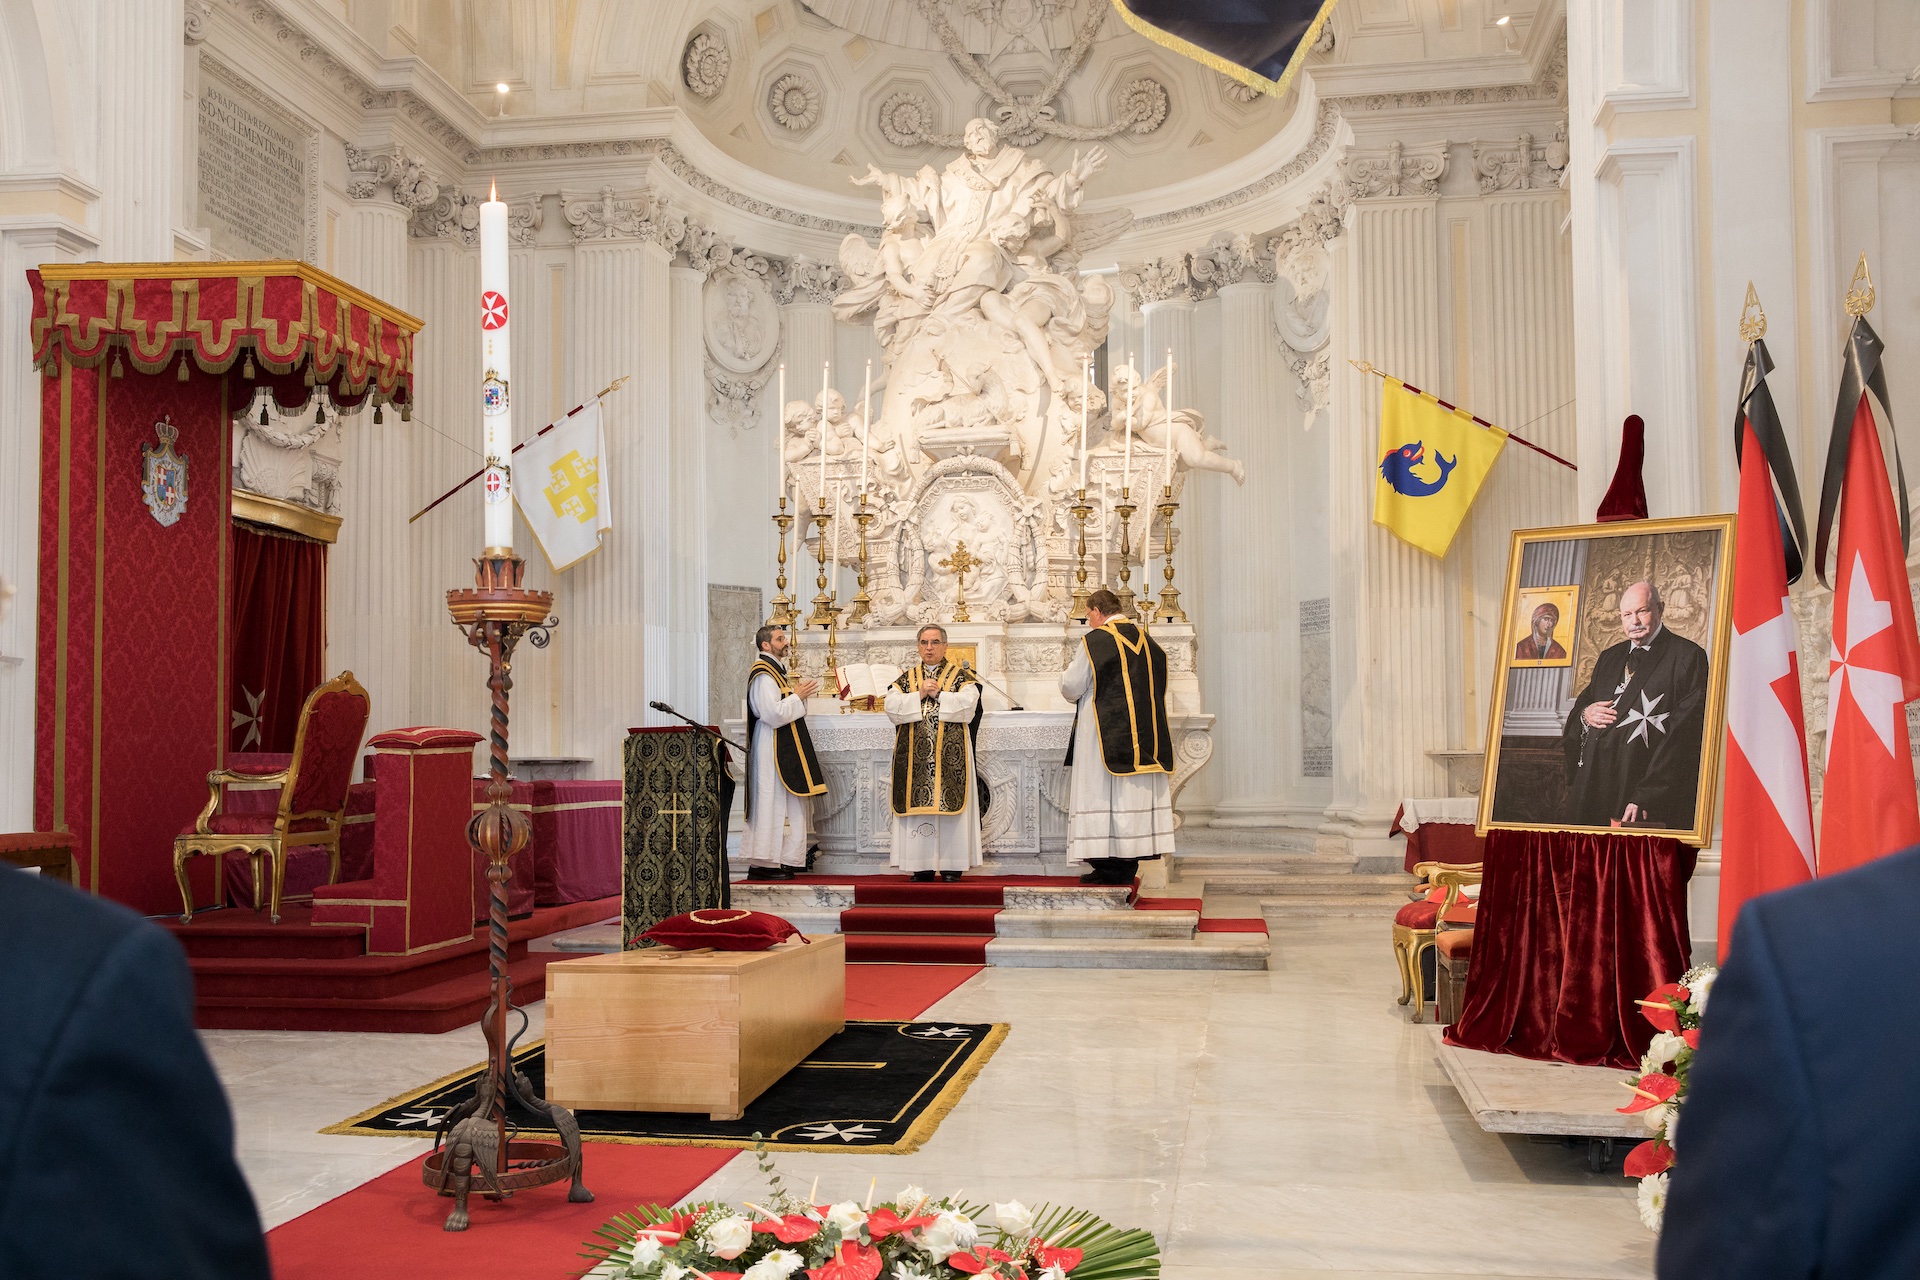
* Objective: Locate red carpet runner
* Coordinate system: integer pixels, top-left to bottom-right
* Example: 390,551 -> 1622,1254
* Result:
265,962 -> 983,1280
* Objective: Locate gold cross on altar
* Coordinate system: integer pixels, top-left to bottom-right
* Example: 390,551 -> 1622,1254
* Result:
661,791 -> 693,853
938,539 -> 980,623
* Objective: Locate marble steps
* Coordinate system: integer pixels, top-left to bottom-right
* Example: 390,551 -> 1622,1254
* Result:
984,936 -> 1270,969
1261,894 -> 1409,919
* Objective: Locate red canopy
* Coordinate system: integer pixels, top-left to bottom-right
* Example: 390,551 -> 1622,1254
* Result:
28,260 -> 418,415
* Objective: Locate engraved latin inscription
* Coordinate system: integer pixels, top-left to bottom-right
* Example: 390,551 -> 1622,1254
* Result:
197,79 -> 307,260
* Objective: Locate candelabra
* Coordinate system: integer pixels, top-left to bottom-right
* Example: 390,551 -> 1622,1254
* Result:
1113,487 -> 1138,621
1155,483 -> 1187,623
431,553 -> 589,1231
1068,487 -> 1093,623
769,496 -> 796,628
806,498 -> 835,629
847,493 -> 874,627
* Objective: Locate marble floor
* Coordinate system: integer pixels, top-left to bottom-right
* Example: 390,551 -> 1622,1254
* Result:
204,917 -> 1655,1278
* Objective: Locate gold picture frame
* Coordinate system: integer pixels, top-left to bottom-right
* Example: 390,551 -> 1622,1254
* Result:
1476,514 -> 1737,847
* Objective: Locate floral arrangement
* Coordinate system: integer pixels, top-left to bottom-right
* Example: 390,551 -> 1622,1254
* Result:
1617,963 -> 1717,1232
581,1148 -> 1160,1280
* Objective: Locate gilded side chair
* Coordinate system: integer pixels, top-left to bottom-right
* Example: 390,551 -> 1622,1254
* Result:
1391,860 -> 1482,1023
173,671 -> 370,923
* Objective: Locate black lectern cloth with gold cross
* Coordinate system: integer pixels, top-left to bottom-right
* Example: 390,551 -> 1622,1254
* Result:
1067,620 -> 1173,776
890,660 -> 983,815
622,726 -> 733,947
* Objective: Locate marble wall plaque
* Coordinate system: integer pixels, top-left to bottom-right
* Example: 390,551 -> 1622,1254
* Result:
197,62 -> 315,261
708,584 -> 763,725
1300,596 -> 1332,778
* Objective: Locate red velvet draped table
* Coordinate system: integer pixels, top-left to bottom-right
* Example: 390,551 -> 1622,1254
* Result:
1444,828 -> 1695,1068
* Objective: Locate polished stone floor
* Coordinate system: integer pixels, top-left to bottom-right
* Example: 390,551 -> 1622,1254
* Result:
204,917 -> 1654,1278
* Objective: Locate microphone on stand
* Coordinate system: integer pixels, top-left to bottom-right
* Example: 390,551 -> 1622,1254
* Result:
648,700 -> 747,752
961,663 -> 1024,712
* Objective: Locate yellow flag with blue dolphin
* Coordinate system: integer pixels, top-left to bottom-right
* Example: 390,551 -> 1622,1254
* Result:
1372,378 -> 1507,558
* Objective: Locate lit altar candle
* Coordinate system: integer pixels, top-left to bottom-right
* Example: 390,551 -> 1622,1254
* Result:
479,182 -> 513,552
860,359 -> 872,493
819,360 -> 831,502
1123,355 -> 1135,492
1078,356 -> 1089,491
1164,347 -> 1175,481
776,362 -> 786,505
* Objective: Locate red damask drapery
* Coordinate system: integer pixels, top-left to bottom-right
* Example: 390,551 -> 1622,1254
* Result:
228,525 -> 327,754
1444,828 -> 1695,1069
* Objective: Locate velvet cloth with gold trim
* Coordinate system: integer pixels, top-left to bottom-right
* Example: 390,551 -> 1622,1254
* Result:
889,661 -> 984,817
1108,0 -> 1339,99
1066,621 -> 1173,777
622,726 -> 735,947
745,656 -> 826,815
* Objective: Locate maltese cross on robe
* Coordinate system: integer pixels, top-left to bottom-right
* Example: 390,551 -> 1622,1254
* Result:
1620,691 -> 1669,746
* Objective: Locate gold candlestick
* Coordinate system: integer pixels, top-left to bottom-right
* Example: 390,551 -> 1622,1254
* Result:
770,495 -> 796,627
1069,487 -> 1093,623
848,493 -> 874,627
1155,482 -> 1186,623
807,498 -> 835,628
939,540 -> 980,624
1114,488 -> 1138,620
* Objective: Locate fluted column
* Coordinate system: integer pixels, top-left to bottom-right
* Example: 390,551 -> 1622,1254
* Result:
567,238 -> 671,774
1208,280 -> 1292,823
781,300 -> 834,413
1325,196 -> 1455,846
96,0 -> 182,259
667,264 -> 710,725
328,197 -> 413,738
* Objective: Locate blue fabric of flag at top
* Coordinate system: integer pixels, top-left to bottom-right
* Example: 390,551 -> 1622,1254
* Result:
1109,0 -> 1341,99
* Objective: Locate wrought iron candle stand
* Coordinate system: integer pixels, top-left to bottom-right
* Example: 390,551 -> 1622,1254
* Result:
1069,487 -> 1093,623
1113,487 -> 1139,620
1154,483 -> 1187,624
847,493 -> 874,627
427,552 -> 591,1231
770,496 -> 796,628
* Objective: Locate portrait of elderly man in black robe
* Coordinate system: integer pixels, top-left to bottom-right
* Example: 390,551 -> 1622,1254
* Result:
1561,580 -> 1711,829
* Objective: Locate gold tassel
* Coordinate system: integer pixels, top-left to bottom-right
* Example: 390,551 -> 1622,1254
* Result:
110,351 -> 124,379
177,351 -> 190,382
372,404 -> 384,424
242,351 -> 256,379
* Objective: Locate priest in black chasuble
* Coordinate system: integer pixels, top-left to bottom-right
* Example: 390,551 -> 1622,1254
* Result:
742,624 -> 825,881
1062,590 -> 1176,886
1561,580 -> 1710,830
885,623 -> 984,882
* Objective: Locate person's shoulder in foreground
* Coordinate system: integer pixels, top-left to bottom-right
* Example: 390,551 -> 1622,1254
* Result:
1657,845 -> 1920,1280
0,868 -> 270,1279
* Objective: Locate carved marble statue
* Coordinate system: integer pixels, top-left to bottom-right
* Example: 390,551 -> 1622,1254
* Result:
1107,362 -> 1245,485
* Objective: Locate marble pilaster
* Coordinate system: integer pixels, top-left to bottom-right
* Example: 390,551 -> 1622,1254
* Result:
95,0 -> 182,260
666,263 -> 711,724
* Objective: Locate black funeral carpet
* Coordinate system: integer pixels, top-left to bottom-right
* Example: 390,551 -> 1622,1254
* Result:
326,1020 -> 1006,1154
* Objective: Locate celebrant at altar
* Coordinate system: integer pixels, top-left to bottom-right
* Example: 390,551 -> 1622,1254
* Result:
1063,591 -> 1175,885
742,625 -> 825,881
885,624 -> 984,883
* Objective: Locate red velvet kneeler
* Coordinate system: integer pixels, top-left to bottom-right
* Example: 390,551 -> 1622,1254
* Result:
1444,828 -> 1695,1068
313,730 -> 480,954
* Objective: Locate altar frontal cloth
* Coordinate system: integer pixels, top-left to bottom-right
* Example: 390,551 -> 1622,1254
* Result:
323,1020 -> 1007,1154
623,726 -> 734,947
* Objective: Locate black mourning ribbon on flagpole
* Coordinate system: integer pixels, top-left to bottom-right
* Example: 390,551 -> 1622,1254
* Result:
1111,0 -> 1339,95
1734,338 -> 1810,585
1813,317 -> 1907,589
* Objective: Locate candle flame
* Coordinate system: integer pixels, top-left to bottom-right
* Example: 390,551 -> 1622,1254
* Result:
490,179 -> 498,202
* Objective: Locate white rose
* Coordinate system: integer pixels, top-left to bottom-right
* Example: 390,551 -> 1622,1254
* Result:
824,1201 -> 868,1237
661,1266 -> 690,1280
916,1210 -> 978,1262
1636,1171 -> 1669,1232
896,1184 -> 930,1211
1642,1101 -> 1675,1136
702,1215 -> 754,1260
1039,1267 -> 1069,1280
1641,1031 -> 1687,1074
993,1200 -> 1036,1237
628,1236 -> 664,1270
1689,969 -> 1716,1015
742,1249 -> 805,1280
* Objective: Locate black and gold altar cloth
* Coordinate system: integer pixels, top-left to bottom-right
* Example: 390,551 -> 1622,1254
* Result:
622,726 -> 733,949
1069,620 -> 1173,777
322,1020 -> 1007,1154
890,661 -> 983,817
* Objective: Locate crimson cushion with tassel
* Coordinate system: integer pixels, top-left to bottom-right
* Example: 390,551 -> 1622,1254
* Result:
640,909 -> 806,951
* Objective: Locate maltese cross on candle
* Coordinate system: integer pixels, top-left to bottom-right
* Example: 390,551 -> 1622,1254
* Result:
479,182 -> 514,555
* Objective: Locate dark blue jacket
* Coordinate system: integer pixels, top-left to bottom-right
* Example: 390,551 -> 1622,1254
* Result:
1658,845 -> 1920,1278
0,868 -> 269,1278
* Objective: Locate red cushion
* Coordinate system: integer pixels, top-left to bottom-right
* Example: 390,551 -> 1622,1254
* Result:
0,831 -> 78,855
1440,900 -> 1478,927
368,727 -> 484,752
641,910 -> 804,952
1436,927 -> 1474,959
1394,900 -> 1440,929
188,814 -> 331,837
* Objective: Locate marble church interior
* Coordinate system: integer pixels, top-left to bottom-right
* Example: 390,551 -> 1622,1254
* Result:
2,1 -> 1917,1277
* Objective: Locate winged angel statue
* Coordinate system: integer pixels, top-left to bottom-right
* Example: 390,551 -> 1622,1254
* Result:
835,118 -> 1132,481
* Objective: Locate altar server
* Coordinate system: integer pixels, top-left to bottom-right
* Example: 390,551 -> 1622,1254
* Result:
886,624 -> 985,882
742,625 -> 825,881
1062,590 -> 1175,885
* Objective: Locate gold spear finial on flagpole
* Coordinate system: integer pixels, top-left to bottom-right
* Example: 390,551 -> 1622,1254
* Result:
1738,282 -> 1767,342
1845,253 -> 1876,318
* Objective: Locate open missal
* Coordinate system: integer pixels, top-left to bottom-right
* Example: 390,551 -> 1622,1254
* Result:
836,662 -> 903,710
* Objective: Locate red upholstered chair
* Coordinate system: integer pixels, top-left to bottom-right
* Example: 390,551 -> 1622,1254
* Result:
1436,925 -> 1475,1024
1392,860 -> 1481,1023
173,671 -> 371,923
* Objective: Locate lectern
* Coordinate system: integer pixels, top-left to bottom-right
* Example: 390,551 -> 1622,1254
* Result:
622,726 -> 735,947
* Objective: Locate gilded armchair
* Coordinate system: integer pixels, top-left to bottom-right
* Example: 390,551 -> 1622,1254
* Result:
1391,859 -> 1481,1023
173,671 -> 370,923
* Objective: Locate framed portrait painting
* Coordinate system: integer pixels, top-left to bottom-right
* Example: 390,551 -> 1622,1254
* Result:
1477,514 -> 1736,847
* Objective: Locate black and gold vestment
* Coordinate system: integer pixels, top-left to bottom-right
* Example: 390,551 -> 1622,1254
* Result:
888,660 -> 983,816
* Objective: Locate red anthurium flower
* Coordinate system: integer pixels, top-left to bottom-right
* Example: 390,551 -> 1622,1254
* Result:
636,1210 -> 698,1245
1616,1071 -> 1681,1114
866,1207 -> 938,1241
948,1246 -> 1018,1274
1637,983 -> 1689,1033
1624,1139 -> 1675,1178
807,1240 -> 883,1280
755,1213 -> 823,1243
1682,1028 -> 1700,1049
1032,1243 -> 1083,1273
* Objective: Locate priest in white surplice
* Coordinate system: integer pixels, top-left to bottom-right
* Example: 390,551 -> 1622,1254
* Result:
741,624 -> 826,882
1061,590 -> 1176,886
884,624 -> 984,882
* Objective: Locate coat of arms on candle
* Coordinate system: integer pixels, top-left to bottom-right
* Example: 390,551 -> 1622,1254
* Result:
482,369 -> 509,416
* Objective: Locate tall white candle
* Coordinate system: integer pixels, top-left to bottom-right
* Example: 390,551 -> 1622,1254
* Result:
1078,356 -> 1089,491
1123,355 -> 1135,493
1164,347 -> 1175,482
776,362 -> 786,506
830,487 -> 841,588
860,359 -> 872,493
1099,490 -> 1109,586
819,361 -> 831,503
479,183 -> 513,552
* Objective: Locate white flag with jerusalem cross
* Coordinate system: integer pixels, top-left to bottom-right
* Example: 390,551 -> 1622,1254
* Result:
513,399 -> 610,570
